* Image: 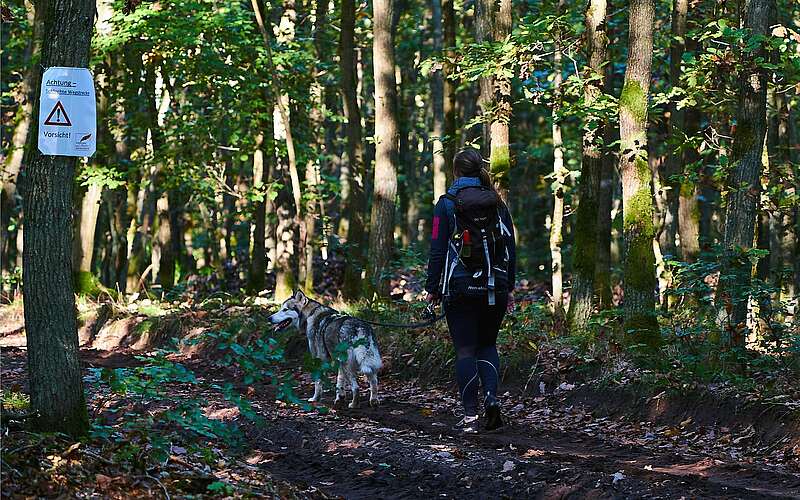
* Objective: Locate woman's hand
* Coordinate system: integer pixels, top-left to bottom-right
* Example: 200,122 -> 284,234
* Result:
425,291 -> 441,304
506,292 -> 516,314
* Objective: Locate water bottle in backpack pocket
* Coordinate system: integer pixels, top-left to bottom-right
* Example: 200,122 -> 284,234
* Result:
443,186 -> 511,303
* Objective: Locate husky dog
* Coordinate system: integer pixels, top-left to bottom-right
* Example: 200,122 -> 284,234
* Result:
268,290 -> 382,408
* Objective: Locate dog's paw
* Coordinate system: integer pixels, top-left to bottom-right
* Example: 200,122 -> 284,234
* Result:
307,396 -> 320,403
369,398 -> 380,407
348,401 -> 359,409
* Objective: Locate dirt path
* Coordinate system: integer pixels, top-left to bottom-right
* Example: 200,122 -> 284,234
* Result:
2,346 -> 799,499
246,379 -> 800,499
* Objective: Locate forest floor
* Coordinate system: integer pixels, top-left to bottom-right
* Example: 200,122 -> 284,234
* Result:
2,297 -> 800,499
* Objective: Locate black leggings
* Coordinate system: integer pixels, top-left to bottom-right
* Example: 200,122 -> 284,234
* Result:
445,294 -> 507,415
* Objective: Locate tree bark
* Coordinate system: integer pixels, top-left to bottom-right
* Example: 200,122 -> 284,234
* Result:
442,0 -> 456,175
431,0 -> 447,200
716,0 -> 771,344
20,0 -> 93,436
475,0 -> 493,156
489,0 -> 512,200
251,0 -> 302,299
568,0 -> 608,332
154,192 -> 175,289
340,0 -> 367,298
126,63 -> 162,292
677,107 -> 701,261
549,7 -> 566,314
658,0 -> 688,260
367,0 -> 400,297
249,129 -> 272,293
2,1 -> 42,285
766,78 -> 791,303
618,0 -> 659,346
221,157 -> 236,263
595,1 -> 617,310
73,182 -> 103,292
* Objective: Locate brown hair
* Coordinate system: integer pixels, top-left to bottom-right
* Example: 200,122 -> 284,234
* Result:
453,148 -> 495,192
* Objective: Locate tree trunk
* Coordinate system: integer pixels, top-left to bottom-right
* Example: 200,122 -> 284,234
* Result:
2,1 -> 42,286
431,0 -> 447,200
658,0 -> 688,261
716,0 -> 771,344
398,58 -> 419,246
21,0 -> 93,436
618,0 -> 659,346
221,156 -> 236,262
251,0 -> 302,297
340,0 -> 367,298
367,0 -> 400,297
549,9 -> 566,314
249,130 -> 272,293
274,186 -> 297,301
489,0 -> 512,200
154,192 -> 175,289
475,0 -> 493,156
766,77 -> 792,306
595,3 -> 617,310
677,107 -> 701,261
73,182 -> 103,293
126,63 -> 163,292
442,0 -> 456,176
568,0 -> 608,332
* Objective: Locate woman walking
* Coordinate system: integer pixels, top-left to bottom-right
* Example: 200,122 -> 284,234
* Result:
425,148 -> 516,433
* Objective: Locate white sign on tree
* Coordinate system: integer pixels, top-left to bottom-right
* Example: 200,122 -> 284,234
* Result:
37,66 -> 96,157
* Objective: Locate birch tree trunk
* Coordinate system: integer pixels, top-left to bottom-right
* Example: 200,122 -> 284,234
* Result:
549,11 -> 566,314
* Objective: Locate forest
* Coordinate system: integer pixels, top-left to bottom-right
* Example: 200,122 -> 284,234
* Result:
1,0 -> 800,497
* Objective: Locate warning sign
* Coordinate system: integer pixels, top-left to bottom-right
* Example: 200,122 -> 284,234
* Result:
38,67 -> 96,157
44,101 -> 72,126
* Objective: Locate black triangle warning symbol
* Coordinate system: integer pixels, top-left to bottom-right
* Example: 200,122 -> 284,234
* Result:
44,101 -> 71,126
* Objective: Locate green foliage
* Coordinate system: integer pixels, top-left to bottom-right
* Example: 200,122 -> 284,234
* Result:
1,390 -> 30,411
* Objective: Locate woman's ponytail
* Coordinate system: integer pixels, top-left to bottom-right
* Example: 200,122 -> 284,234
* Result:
453,147 -> 498,194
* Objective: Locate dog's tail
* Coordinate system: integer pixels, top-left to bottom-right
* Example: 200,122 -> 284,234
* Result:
355,338 -> 383,375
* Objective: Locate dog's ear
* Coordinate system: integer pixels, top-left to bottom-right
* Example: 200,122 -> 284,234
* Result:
294,289 -> 308,305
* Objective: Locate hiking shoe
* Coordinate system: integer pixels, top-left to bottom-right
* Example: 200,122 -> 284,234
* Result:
484,401 -> 504,431
455,415 -> 480,434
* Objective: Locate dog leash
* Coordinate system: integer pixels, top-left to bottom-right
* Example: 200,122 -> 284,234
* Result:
357,303 -> 446,330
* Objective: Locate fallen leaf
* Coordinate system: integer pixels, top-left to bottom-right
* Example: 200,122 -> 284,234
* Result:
612,471 -> 626,485
95,474 -> 114,489
502,460 -> 516,473
360,469 -> 375,476
522,449 -> 545,458
63,442 -> 81,456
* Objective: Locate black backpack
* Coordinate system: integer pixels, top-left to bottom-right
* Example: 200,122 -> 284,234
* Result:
443,186 -> 511,304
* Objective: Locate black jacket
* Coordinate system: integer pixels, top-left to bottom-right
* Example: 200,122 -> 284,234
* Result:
424,178 -> 516,295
